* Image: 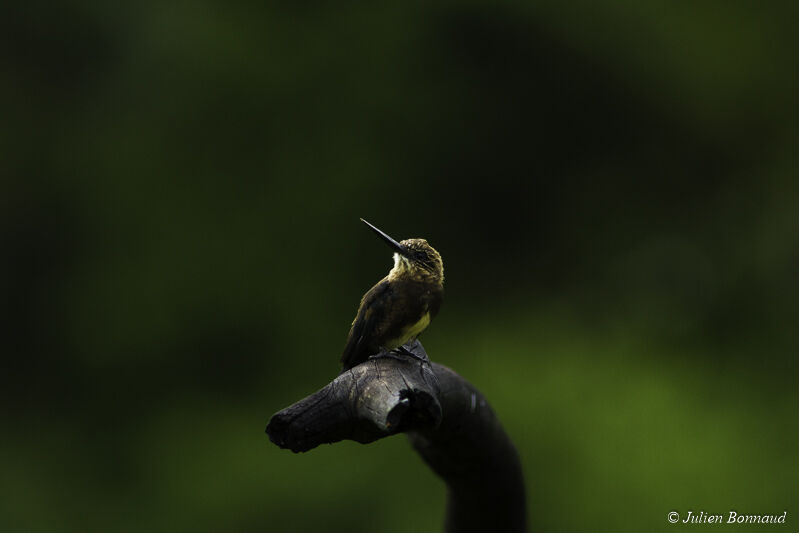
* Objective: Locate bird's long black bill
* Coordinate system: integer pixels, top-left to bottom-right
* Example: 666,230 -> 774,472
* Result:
360,218 -> 409,256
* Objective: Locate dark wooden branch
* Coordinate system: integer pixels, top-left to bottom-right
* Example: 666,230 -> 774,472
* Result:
266,340 -> 526,533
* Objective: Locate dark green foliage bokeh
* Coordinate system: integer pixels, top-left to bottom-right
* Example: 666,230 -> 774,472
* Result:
2,2 -> 797,532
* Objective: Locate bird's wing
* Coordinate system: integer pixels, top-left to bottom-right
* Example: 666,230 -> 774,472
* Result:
427,285 -> 444,319
341,278 -> 393,371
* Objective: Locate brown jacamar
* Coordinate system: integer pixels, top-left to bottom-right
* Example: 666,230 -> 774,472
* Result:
341,219 -> 444,371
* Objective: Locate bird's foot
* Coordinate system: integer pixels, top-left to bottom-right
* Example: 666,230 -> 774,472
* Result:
393,345 -> 426,363
367,351 -> 404,364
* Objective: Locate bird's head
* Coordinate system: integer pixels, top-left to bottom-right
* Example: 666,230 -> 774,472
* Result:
360,219 -> 444,285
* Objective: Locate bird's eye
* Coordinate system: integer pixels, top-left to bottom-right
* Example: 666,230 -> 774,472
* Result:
417,251 -> 429,261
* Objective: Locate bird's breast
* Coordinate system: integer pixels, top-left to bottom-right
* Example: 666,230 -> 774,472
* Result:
403,311 -> 431,339
384,311 -> 431,350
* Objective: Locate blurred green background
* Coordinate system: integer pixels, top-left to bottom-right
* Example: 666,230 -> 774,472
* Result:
2,1 -> 797,532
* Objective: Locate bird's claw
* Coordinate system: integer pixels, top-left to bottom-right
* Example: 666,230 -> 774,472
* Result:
393,345 -> 426,363
365,345 -> 427,365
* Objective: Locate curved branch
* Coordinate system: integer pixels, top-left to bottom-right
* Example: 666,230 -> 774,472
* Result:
266,340 -> 526,533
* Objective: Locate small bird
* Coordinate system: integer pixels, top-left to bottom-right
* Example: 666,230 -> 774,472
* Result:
341,219 -> 444,371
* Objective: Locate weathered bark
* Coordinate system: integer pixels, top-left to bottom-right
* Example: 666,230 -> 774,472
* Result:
266,340 -> 526,533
